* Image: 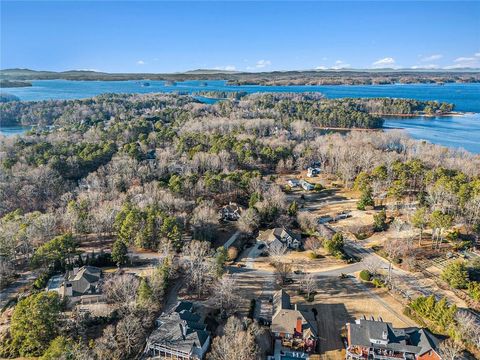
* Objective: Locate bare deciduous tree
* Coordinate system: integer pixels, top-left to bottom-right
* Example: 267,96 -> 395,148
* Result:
438,339 -> 463,360
208,317 -> 259,360
300,273 -> 316,300
103,273 -> 140,313
115,315 -> 146,358
212,275 -> 240,316
183,240 -> 213,297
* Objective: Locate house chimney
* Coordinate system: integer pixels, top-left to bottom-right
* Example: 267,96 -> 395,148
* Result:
294,303 -> 298,311
179,323 -> 186,340
296,317 -> 302,334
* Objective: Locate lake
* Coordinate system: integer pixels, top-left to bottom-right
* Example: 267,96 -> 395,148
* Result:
1,80 -> 479,153
0,126 -> 31,137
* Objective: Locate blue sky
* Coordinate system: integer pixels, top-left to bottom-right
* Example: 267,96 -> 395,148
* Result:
1,1 -> 479,72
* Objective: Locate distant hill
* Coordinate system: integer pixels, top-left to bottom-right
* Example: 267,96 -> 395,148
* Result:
183,69 -> 240,74
1,67 -> 479,85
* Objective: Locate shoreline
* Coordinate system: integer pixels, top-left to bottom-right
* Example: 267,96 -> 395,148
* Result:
374,111 -> 466,118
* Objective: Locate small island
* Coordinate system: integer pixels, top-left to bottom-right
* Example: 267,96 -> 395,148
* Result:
0,80 -> 32,88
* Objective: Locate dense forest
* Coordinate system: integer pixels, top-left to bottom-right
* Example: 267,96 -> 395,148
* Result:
1,92 -> 479,359
0,92 -> 453,129
1,68 -> 479,85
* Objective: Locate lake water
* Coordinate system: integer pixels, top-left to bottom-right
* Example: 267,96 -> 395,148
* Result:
0,126 -> 31,137
1,80 -> 479,153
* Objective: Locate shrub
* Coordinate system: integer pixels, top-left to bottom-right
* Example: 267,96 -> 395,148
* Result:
314,184 -> 324,192
373,209 -> 387,232
468,281 -> 480,301
324,232 -> 344,256
372,278 -> 385,288
441,261 -> 469,289
359,270 -> 372,281
308,251 -> 318,259
409,295 -> 457,332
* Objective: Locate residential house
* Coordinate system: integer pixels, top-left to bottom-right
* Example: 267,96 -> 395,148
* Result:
287,179 -> 300,188
307,167 -> 321,178
300,179 -> 315,191
47,266 -> 102,298
346,318 -> 442,360
219,202 -> 243,221
144,301 -> 210,360
257,227 -> 302,252
271,289 -> 317,353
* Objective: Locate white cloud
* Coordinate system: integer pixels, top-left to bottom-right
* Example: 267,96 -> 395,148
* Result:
444,54 -> 480,69
255,59 -> 271,68
213,65 -> 236,71
411,64 -> 440,69
136,60 -> 145,65
315,65 -> 328,70
331,60 -> 351,69
372,57 -> 396,67
420,54 -> 443,62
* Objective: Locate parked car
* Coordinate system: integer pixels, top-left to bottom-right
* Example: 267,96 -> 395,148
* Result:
258,317 -> 271,326
284,278 -> 294,284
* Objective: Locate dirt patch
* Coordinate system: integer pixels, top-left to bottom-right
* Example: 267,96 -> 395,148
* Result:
249,250 -> 346,273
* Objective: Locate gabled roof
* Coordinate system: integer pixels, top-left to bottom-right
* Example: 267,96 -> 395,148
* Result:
175,301 -> 193,314
348,319 -> 440,355
271,290 -> 317,338
273,289 -> 291,314
258,227 -> 298,244
407,328 -> 440,355
147,301 -> 210,353
64,266 -> 102,296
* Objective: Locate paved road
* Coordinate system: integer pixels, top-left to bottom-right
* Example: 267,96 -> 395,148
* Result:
0,271 -> 37,309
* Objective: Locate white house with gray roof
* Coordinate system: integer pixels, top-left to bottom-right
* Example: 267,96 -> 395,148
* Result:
46,266 -> 102,298
346,318 -> 441,360
257,227 -> 302,252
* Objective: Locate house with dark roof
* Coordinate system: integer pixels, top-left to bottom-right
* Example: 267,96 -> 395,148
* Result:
219,202 -> 243,221
257,227 -> 302,252
346,318 -> 441,360
47,266 -> 102,298
144,301 -> 210,360
271,290 -> 317,353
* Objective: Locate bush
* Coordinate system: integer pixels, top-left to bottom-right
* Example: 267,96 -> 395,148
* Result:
314,184 -> 324,192
324,232 -> 344,256
372,278 -> 385,288
373,209 -> 388,232
359,270 -> 372,281
33,270 -> 54,290
441,261 -> 469,289
308,251 -> 318,259
468,281 -> 480,301
409,295 -> 457,333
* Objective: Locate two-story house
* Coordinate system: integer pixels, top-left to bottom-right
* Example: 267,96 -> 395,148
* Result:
346,318 -> 441,360
144,301 -> 210,360
257,227 -> 302,252
271,289 -> 317,353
